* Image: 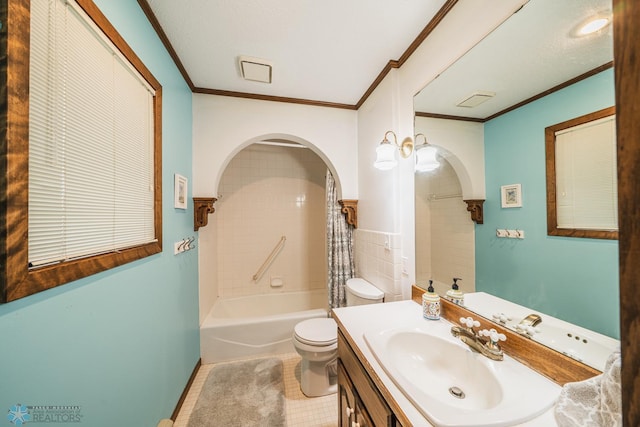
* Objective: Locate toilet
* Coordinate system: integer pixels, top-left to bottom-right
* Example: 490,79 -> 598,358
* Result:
292,278 -> 384,397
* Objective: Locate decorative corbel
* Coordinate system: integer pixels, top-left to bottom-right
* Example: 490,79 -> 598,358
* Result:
193,197 -> 217,231
464,199 -> 484,224
338,199 -> 358,228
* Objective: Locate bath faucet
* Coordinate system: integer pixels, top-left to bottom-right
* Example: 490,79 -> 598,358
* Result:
519,313 -> 542,327
451,316 -> 506,361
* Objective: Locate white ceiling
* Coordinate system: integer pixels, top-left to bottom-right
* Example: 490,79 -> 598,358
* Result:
144,0 -> 613,114
145,0 -> 448,106
413,0 -> 614,119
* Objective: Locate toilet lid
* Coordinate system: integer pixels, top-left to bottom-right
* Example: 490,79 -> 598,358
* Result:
294,318 -> 337,346
347,278 -> 384,300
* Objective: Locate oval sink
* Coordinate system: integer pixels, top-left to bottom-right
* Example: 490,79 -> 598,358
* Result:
384,331 -> 503,411
364,323 -> 560,427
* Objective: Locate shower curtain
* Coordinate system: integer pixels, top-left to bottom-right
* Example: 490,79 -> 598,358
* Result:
326,170 -> 355,309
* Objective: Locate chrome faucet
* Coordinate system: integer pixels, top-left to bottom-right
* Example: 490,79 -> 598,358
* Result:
451,316 -> 506,361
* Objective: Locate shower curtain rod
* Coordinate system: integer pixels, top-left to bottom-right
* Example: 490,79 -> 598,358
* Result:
428,192 -> 462,201
255,141 -> 308,148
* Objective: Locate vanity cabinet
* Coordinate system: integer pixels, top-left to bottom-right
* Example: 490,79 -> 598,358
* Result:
337,329 -> 402,427
338,360 -> 374,427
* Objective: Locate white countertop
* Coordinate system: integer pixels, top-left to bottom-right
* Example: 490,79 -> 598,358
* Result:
333,300 -> 560,427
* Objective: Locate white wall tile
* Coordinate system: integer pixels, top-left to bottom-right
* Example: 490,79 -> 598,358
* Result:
216,145 -> 327,298
354,229 -> 403,300
415,158 -> 475,294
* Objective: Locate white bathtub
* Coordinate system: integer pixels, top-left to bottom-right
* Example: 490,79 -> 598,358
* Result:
200,289 -> 329,364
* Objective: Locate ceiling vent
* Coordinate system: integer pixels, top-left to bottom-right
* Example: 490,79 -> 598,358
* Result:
456,91 -> 496,108
238,56 -> 273,84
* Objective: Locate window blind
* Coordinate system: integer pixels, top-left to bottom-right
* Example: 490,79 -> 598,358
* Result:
555,115 -> 617,231
29,0 -> 156,267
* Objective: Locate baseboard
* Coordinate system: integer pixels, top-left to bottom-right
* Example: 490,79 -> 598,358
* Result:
171,358 -> 202,420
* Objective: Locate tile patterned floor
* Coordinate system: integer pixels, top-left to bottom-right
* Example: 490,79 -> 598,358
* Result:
174,353 -> 338,427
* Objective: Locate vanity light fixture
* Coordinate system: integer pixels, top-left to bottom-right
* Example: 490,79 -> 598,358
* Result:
414,133 -> 440,173
373,130 -> 414,171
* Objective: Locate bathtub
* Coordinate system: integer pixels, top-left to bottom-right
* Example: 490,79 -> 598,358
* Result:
200,289 -> 329,364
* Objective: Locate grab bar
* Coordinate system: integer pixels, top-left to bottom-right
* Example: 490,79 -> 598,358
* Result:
252,236 -> 286,281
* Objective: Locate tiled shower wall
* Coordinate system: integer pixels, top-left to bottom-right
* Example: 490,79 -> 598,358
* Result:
415,158 -> 475,295
216,144 -> 327,297
354,229 -> 403,302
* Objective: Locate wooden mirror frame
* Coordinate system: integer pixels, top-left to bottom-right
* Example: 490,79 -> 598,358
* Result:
613,0 -> 638,423
545,106 -> 618,240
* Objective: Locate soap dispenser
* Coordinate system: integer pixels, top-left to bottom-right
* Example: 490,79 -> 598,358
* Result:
446,278 -> 464,306
422,280 -> 441,320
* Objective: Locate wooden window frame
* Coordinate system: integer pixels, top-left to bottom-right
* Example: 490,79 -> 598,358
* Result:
1,0 -> 163,303
545,106 -> 617,240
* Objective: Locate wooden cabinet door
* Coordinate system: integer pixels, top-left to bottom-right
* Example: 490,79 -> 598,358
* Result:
338,331 -> 396,426
355,395 -> 375,427
338,360 -> 357,427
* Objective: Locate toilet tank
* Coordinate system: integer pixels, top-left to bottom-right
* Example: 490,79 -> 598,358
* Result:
346,278 -> 384,306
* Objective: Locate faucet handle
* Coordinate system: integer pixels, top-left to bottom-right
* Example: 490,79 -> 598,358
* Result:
492,312 -> 512,324
460,316 -> 480,329
515,324 -> 539,337
480,328 -> 506,345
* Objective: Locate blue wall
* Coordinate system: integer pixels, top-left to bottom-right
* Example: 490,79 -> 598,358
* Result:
0,1 -> 198,426
477,69 -> 619,338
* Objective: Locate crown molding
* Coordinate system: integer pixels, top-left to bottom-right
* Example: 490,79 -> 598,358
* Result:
137,0 -> 194,91
137,0 -> 458,110
415,62 -> 614,123
193,87 -> 357,110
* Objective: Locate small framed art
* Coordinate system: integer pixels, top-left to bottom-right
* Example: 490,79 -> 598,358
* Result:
501,184 -> 522,208
174,174 -> 188,209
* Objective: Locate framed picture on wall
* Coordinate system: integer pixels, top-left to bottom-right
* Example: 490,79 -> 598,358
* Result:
501,184 -> 522,208
174,174 -> 188,209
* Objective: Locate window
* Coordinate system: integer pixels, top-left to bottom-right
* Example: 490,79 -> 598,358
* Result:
1,0 -> 162,302
545,107 -> 617,239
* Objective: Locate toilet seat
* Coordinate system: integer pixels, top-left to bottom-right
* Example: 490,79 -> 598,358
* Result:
292,317 -> 339,397
293,318 -> 337,346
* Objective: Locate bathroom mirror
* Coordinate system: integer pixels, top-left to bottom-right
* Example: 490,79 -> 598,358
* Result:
413,0 -> 618,365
